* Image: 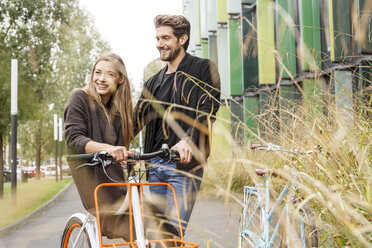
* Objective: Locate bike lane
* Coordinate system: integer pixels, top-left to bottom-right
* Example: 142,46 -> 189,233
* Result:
0,183 -> 240,248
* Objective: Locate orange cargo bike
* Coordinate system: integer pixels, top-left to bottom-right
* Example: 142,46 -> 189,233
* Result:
61,144 -> 198,248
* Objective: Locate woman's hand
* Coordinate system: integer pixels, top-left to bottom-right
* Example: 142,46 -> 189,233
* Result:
106,146 -> 133,163
85,141 -> 132,162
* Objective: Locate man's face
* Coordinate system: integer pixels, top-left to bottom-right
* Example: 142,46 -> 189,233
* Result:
156,26 -> 182,62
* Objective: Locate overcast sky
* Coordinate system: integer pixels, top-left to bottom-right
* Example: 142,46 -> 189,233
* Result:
79,0 -> 183,90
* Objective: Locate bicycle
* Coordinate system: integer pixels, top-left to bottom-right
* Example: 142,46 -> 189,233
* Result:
60,144 -> 198,248
238,143 -> 319,248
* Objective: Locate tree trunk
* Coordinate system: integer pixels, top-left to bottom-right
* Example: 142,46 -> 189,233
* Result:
8,132 -> 11,173
0,125 -> 4,199
35,119 -> 42,180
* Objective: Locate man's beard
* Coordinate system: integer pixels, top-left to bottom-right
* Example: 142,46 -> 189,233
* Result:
160,45 -> 181,62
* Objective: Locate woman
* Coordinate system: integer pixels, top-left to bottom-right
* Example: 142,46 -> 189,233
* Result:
65,52 -> 133,160
64,52 -> 134,239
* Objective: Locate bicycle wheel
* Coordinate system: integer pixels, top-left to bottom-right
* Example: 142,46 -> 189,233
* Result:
298,205 -> 318,247
286,203 -> 318,248
60,217 -> 92,248
238,190 -> 265,248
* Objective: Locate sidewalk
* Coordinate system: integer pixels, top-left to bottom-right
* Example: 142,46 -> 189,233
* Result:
185,197 -> 241,248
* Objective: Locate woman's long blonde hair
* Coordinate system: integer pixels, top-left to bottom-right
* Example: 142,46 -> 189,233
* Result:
84,52 -> 133,148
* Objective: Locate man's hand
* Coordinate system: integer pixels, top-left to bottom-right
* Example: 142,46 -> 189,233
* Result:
172,139 -> 193,164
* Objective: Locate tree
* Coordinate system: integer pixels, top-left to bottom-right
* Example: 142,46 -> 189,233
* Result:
0,0 -> 110,188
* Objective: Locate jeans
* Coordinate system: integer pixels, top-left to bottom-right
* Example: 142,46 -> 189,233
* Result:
148,157 -> 203,238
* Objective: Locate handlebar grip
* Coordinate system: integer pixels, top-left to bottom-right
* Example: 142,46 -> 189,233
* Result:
67,153 -> 94,162
128,150 -> 166,160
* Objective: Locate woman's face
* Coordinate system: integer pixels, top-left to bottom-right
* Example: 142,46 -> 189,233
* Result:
93,60 -> 123,103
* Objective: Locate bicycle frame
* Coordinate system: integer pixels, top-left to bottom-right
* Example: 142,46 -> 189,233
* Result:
63,146 -> 198,248
94,182 -> 198,248
241,175 -> 306,248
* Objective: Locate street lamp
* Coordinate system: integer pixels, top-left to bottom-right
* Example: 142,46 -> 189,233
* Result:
59,117 -> 63,180
11,59 -> 18,205
54,114 -> 58,182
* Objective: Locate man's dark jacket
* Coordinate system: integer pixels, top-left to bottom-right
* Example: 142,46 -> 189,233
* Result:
133,53 -> 220,170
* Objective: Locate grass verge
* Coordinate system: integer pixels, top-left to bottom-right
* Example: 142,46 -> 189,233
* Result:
0,178 -> 72,228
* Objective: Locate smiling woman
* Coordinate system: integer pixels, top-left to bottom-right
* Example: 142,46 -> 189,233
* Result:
93,61 -> 123,104
65,52 -> 134,158
63,52 -> 136,239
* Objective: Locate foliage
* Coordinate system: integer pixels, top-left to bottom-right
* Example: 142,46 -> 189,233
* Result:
0,0 -> 110,167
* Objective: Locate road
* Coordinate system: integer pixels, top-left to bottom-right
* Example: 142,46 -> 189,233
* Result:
0,183 -> 240,248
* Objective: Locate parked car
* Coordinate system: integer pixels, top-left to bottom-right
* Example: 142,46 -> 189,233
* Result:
3,169 -> 11,182
62,165 -> 71,175
21,166 -> 36,178
43,165 -> 61,176
21,166 -> 45,178
43,164 -> 70,176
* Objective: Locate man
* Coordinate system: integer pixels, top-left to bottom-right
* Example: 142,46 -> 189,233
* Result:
133,14 -> 220,238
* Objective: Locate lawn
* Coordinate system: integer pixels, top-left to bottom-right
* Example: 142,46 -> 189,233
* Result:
0,178 -> 72,228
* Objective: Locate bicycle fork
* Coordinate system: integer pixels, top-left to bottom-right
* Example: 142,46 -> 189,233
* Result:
130,182 -> 146,248
115,177 -> 146,248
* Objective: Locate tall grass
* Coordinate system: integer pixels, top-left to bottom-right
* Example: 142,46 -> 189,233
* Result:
204,90 -> 371,247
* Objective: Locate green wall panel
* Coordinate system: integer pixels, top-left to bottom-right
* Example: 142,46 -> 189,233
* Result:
211,105 -> 232,157
201,38 -> 209,59
257,0 -> 276,84
332,0 -> 352,62
259,90 -> 279,139
230,97 -> 245,144
242,4 -> 259,89
299,0 -> 322,71
208,35 -> 218,66
358,60 -> 372,105
276,0 -> 297,78
244,95 -> 259,138
200,0 -> 208,39
229,17 -> 244,95
302,78 -> 324,120
227,0 -> 241,14
359,0 -> 372,54
206,0 -> 218,32
333,70 -> 354,123
217,0 -> 229,23
279,85 -> 302,124
217,26 -> 230,99
334,70 -> 353,110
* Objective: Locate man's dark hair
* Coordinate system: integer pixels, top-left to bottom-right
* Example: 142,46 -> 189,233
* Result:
154,14 -> 191,51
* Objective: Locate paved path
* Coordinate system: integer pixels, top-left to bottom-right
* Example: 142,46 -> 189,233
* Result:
0,183 -> 240,248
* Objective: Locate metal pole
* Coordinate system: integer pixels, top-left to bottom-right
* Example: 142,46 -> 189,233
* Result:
58,117 -> 63,181
54,114 -> 58,182
11,59 -> 18,205
139,131 -> 143,153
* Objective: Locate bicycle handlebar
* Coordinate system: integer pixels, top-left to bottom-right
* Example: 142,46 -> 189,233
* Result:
66,153 -> 95,162
66,144 -> 180,163
250,143 -> 319,155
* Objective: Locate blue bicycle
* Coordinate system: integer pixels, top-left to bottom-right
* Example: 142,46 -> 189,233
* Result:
238,144 -> 319,248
